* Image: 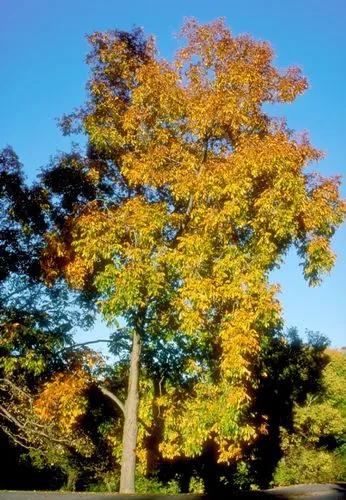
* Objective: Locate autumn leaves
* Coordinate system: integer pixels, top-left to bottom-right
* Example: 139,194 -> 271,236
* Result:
37,18 -> 345,491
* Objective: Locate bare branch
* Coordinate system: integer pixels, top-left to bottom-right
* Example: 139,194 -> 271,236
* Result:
0,404 -> 71,447
0,378 -> 33,402
0,404 -> 23,428
99,386 -> 151,433
57,339 -> 111,354
99,385 -> 125,414
1,425 -> 32,450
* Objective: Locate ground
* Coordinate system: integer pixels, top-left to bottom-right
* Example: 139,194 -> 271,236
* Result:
1,483 -> 346,499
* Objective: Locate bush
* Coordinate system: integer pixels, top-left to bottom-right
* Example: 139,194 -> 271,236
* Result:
87,474 -> 119,492
135,474 -> 180,494
273,446 -> 344,486
189,475 -> 204,493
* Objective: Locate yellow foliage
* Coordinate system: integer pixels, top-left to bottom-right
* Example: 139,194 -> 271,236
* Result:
34,368 -> 90,434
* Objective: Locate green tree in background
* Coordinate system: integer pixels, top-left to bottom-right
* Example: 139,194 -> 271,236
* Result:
273,348 -> 346,485
0,146 -> 101,489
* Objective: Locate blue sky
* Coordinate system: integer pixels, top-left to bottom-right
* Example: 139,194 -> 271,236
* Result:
1,0 -> 345,347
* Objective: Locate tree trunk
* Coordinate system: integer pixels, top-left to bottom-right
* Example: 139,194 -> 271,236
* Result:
119,328 -> 141,493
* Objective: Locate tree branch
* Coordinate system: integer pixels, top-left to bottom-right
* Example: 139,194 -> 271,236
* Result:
175,136 -> 209,240
99,385 -> 152,434
0,403 -> 72,447
57,339 -> 111,354
0,404 -> 23,428
0,378 -> 33,402
99,385 -> 125,414
1,425 -> 32,450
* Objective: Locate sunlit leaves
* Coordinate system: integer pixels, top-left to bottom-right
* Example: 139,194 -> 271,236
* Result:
34,368 -> 90,434
273,349 -> 346,486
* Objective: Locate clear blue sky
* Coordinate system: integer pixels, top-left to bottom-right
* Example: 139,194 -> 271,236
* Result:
1,0 -> 345,347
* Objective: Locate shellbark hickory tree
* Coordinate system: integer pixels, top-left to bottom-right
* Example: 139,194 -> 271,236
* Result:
43,19 -> 345,493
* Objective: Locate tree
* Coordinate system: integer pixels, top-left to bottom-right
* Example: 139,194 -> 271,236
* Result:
0,146 -> 98,489
0,146 -> 46,285
236,328 -> 331,490
0,144 -> 95,387
42,19 -> 345,493
273,348 -> 346,485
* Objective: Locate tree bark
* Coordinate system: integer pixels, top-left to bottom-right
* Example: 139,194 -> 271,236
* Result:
119,328 -> 141,493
